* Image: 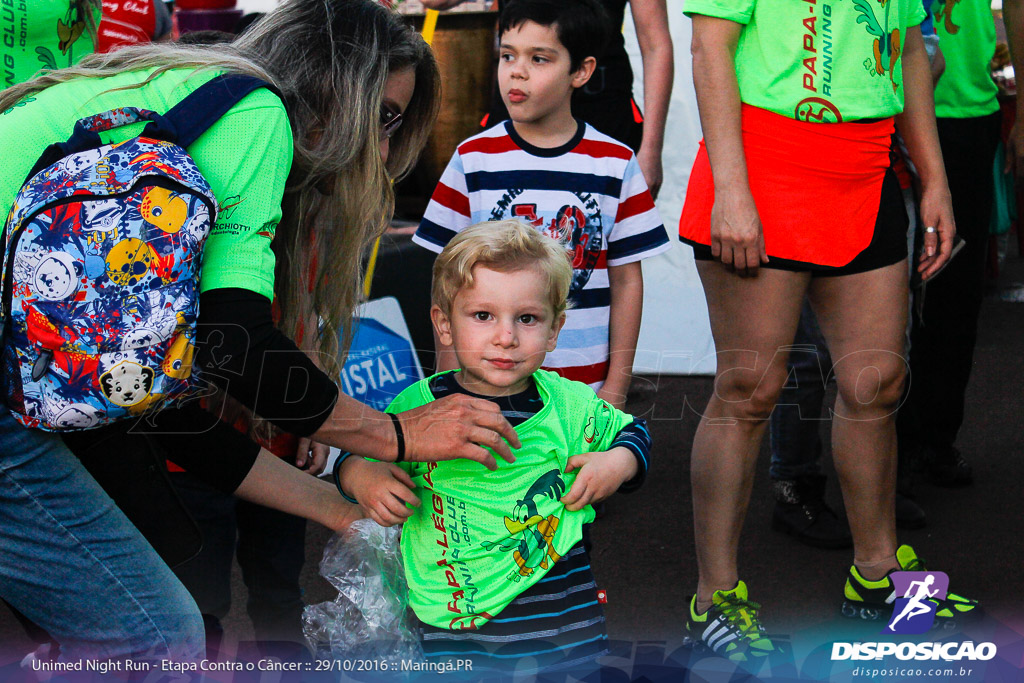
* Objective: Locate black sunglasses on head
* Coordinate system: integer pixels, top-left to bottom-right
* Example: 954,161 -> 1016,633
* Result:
380,103 -> 403,140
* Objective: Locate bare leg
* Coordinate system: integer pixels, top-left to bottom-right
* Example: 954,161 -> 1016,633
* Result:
692,261 -> 810,609
808,260 -> 908,579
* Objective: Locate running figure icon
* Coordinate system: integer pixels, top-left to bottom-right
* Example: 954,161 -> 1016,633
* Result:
888,574 -> 939,629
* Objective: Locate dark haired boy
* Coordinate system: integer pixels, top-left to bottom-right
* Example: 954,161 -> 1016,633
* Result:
414,0 -> 670,411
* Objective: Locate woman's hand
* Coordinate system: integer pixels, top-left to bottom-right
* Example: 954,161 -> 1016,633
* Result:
710,187 -> 768,276
636,145 -> 664,200
398,394 -> 521,470
917,182 -> 956,281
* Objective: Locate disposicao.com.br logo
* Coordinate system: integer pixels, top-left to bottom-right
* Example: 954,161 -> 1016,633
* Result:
831,641 -> 997,662
885,571 -> 948,635
831,570 -> 997,664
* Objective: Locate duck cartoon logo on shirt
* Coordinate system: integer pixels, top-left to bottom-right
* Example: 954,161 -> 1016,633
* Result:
481,469 -> 565,580
34,2 -> 92,73
854,0 -> 902,92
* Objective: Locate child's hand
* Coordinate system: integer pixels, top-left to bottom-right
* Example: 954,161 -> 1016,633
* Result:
295,437 -> 331,475
560,447 -> 638,512
340,457 -> 421,527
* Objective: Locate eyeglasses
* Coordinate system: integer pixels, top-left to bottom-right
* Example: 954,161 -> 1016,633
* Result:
380,103 -> 403,140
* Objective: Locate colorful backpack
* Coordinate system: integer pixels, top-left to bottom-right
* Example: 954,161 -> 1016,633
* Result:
1,74 -> 273,431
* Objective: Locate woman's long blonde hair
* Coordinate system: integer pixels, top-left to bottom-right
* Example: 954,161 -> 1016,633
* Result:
0,0 -> 440,378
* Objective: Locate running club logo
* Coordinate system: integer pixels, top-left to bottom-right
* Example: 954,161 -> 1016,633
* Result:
854,0 -> 902,92
883,571 -> 949,634
795,97 -> 844,123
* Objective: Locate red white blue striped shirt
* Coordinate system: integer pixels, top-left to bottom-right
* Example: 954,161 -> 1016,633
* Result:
414,121 -> 670,389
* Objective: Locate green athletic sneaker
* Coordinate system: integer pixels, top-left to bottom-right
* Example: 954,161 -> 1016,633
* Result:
685,580 -> 775,664
841,544 -> 981,627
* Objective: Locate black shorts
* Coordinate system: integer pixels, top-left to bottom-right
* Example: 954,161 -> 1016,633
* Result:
684,167 -> 909,276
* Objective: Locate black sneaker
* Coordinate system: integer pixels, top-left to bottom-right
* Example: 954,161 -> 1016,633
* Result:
685,581 -> 775,666
841,544 -> 980,628
771,475 -> 852,549
921,446 -> 973,488
895,492 -> 927,529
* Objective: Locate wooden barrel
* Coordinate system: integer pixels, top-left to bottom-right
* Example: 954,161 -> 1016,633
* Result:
397,11 -> 497,218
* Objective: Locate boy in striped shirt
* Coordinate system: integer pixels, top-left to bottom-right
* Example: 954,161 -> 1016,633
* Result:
337,220 -> 652,674
413,0 -> 670,408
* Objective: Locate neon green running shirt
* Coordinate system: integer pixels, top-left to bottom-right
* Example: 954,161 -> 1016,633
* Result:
387,369 -> 635,630
683,0 -> 927,122
929,0 -> 999,119
0,67 -> 291,300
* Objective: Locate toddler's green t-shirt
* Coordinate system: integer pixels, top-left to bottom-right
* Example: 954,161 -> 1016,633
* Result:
386,369 -> 634,631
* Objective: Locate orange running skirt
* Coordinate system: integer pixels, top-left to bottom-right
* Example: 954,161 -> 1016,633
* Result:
679,104 -> 895,268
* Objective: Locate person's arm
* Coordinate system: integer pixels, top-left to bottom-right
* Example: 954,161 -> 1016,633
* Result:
599,261 -> 642,410
196,289 -> 520,470
630,0 -> 674,199
313,391 -> 519,470
894,25 -> 955,280
234,448 -> 363,532
561,416 -> 652,511
690,14 -> 767,275
561,446 -> 637,512
560,391 -> 652,511
1003,0 -> 1024,176
607,417 -> 652,492
930,45 -> 945,85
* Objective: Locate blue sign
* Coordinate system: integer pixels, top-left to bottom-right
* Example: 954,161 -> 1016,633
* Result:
340,300 -> 423,411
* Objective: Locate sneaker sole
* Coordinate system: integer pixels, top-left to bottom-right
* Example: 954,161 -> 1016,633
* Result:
840,601 -> 977,631
770,515 -> 853,550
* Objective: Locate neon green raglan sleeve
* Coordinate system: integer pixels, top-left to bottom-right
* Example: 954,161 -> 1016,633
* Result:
582,393 -> 636,454
683,0 -> 756,24
193,92 -> 293,300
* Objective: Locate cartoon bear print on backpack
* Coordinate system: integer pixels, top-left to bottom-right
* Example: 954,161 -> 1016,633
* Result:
32,252 -> 81,301
44,398 -> 102,430
99,353 -> 155,408
2,75 -> 274,430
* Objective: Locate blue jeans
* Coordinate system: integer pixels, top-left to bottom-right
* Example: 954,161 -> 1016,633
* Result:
769,301 -> 832,481
0,411 -> 205,661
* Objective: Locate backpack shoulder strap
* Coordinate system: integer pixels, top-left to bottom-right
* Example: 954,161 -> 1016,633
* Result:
158,73 -> 284,149
24,74 -> 283,183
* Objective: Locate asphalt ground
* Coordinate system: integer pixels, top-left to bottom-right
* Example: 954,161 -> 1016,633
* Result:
1,247 -> 1022,680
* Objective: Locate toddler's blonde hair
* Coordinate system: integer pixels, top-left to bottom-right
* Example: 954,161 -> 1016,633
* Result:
432,220 -> 573,319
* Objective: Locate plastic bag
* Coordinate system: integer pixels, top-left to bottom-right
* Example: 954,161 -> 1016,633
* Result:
303,519 -> 424,665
